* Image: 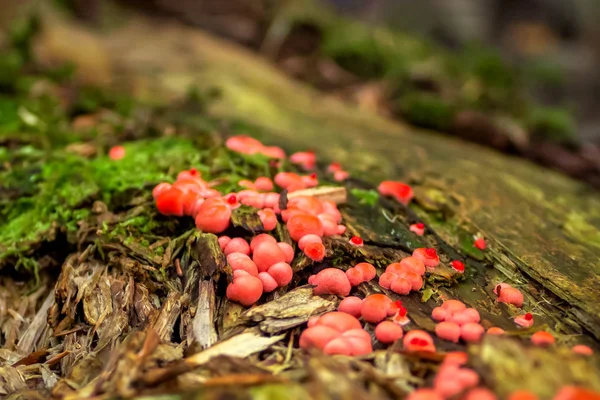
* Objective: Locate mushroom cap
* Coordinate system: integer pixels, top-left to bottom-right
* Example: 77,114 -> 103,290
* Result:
263,192 -> 280,209
258,208 -> 278,231
412,248 -> 440,268
299,325 -> 340,351
435,322 -> 461,343
226,275 -> 263,306
223,238 -> 251,256
253,241 -> 286,272
514,313 -> 534,328
152,183 -> 172,199
497,287 -> 524,307
267,262 -> 293,286
441,299 -> 467,314
461,323 -> 485,343
298,234 -> 323,250
228,255 -> 258,277
444,351 -> 469,366
318,213 -> 339,236
276,242 -> 295,263
338,296 -> 363,318
217,236 -> 232,250
194,198 -> 232,233
311,312 -> 362,334
346,268 -> 364,287
378,180 -> 414,205
399,256 -> 426,276
288,195 -> 324,215
464,388 -> 498,400
156,187 -> 185,216
362,294 -> 393,324
403,330 -> 435,353
507,390 -> 539,400
407,389 -> 443,400
323,337 -> 353,356
257,272 -> 278,293
254,176 -> 274,191
310,268 -> 351,296
342,330 -> 373,355
287,214 -> 324,241
572,345 -> 593,356
250,234 -> 277,252
304,242 -> 326,261
354,263 -> 376,281
486,327 -> 505,336
390,277 -> 412,295
531,331 -> 555,346
375,321 -> 404,344
431,307 -> 448,322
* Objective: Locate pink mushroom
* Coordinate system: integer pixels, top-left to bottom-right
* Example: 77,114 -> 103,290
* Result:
308,268 -> 351,297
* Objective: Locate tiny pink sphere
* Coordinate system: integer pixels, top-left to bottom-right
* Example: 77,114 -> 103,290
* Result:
407,389 -> 443,400
277,242 -> 295,263
152,183 -> 172,199
346,268 -> 364,287
253,241 -> 286,272
310,268 -> 351,297
435,322 -> 461,343
390,277 -> 412,295
572,345 -> 594,356
338,296 -> 363,318
299,325 -> 340,351
258,208 -> 278,231
254,176 -> 274,191
400,256 -> 426,276
447,310 -> 474,326
434,378 -> 464,399
342,330 -> 373,355
378,272 -> 396,289
298,234 -> 323,250
250,234 -> 277,252
441,299 -> 467,314
233,269 -> 250,279
258,272 -> 278,293
375,321 -> 404,344
354,263 -> 376,281
463,308 -> 481,323
337,225 -> 347,235
318,213 -> 339,236
267,262 -> 293,286
228,256 -> 258,277
226,275 -> 263,306
223,238 -> 251,256
241,195 -> 265,209
323,337 -> 353,356
461,323 -> 485,343
217,236 -> 232,250
431,307 -> 448,322
456,369 -> 480,388
263,192 -> 280,208
486,327 -> 505,336
464,388 -> 498,400
109,145 -> 125,160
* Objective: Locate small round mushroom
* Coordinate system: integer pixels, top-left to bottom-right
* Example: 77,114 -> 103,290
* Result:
254,176 -> 274,191
338,296 -> 363,318
258,208 -> 278,231
286,214 -> 324,241
299,325 -> 340,351
378,181 -> 414,205
464,388 -> 498,400
304,242 -> 326,261
109,145 -> 126,160
267,262 -> 293,286
250,234 -> 277,252
486,327 -> 506,336
403,330 -> 436,353
152,183 -> 172,199
253,241 -> 286,272
412,248 -> 440,269
194,198 -> 232,233
309,312 -> 362,333
410,222 -> 425,236
406,389 -> 443,400
375,321 -> 404,344
218,236 -> 232,250
226,275 -> 263,306
460,323 -> 485,343
223,238 -> 251,256
514,312 -> 534,328
572,345 -> 593,356
435,322 -> 461,343
361,294 -> 393,323
257,272 -> 278,293
308,268 -> 351,297
531,331 -> 555,346
276,242 -> 295,263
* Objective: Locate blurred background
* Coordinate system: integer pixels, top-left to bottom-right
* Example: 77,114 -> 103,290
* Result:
2,0 -> 600,186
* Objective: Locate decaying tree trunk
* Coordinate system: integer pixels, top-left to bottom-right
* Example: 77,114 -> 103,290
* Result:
0,3 -> 599,400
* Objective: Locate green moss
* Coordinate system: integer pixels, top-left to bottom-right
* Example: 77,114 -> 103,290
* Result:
350,188 -> 379,207
526,107 -> 575,144
0,136 -> 208,268
399,93 -> 455,131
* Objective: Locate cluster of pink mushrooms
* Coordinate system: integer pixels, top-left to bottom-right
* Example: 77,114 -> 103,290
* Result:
147,135 -> 594,400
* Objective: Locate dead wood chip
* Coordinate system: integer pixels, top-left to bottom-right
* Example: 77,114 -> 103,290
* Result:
287,186 -> 347,204
152,291 -> 182,343
242,287 -> 337,334
190,280 -> 218,349
16,292 -> 55,355
0,366 -> 28,395
12,349 -> 49,367
185,330 -> 285,368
